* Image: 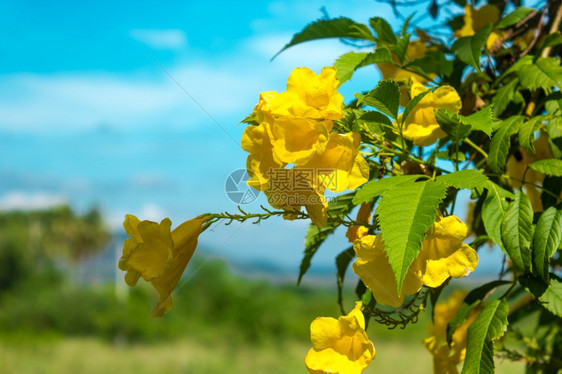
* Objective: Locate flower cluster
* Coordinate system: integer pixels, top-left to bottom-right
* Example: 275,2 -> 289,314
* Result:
352,215 -> 478,307
242,67 -> 370,227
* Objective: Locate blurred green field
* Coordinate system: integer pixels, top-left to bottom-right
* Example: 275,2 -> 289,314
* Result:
0,259 -> 525,373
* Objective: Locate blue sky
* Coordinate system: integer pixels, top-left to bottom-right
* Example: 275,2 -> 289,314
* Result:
0,0 -> 504,279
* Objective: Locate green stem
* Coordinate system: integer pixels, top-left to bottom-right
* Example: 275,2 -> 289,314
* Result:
464,138 -> 488,159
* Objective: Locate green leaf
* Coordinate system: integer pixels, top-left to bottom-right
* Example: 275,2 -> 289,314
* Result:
518,116 -> 545,152
528,159 -> 562,177
501,190 -> 534,273
539,279 -> 562,317
336,247 -> 356,312
452,23 -> 492,71
482,182 -> 514,247
519,57 -> 562,91
273,17 -> 374,59
357,80 -> 400,118
487,116 -> 524,173
334,52 -> 369,84
462,299 -> 509,374
495,7 -> 535,29
376,180 -> 448,294
369,17 -> 396,44
407,50 -> 454,77
447,280 -> 511,345
334,49 -> 393,84
492,78 -> 519,117
436,170 -> 489,190
435,108 -> 472,142
298,223 -> 337,284
402,88 -> 431,124
353,175 -> 424,204
390,33 -> 410,63
359,111 -> 395,140
540,31 -> 562,51
532,208 -> 562,282
459,106 -> 495,137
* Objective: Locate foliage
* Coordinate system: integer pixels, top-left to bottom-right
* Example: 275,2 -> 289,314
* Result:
121,0 -> 562,372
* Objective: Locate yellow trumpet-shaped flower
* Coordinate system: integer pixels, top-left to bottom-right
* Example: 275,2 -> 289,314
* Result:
396,79 -> 462,146
353,216 -> 478,307
346,203 -> 372,243
305,302 -> 375,374
303,132 -> 370,193
241,123 -> 284,191
119,214 -> 207,317
454,5 -> 505,50
506,132 -> 554,212
252,67 -> 343,165
423,290 -> 480,374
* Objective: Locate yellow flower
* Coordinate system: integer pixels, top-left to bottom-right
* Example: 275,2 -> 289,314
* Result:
252,67 -> 343,165
119,214 -> 207,317
266,67 -> 344,120
454,5 -> 505,51
396,79 -> 462,146
241,124 -> 284,191
303,132 -> 370,193
506,132 -> 554,212
423,290 -> 480,374
352,216 -> 478,307
305,302 -> 375,374
265,168 -> 328,227
346,203 -> 372,243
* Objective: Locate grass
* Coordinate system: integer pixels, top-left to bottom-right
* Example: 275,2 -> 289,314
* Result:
0,333 -> 524,374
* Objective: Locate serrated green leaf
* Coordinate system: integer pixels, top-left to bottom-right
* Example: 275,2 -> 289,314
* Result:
501,190 -> 534,273
333,49 -> 393,84
357,80 -> 400,118
359,111 -> 395,140
436,170 -> 489,190
482,181 -> 514,247
495,7 -> 535,29
452,23 -> 492,71
376,180 -> 448,294
533,208 -> 562,282
336,247 -> 356,311
462,299 -> 509,374
519,57 -> 562,91
369,17 -> 396,44
447,280 -> 511,345
488,116 -> 524,173
334,52 -> 369,84
539,279 -> 562,316
518,116 -> 545,152
353,175 -> 425,204
459,106 -> 495,136
402,88 -> 432,125
435,108 -> 472,142
528,159 -> 562,176
492,78 -> 519,117
273,17 -> 375,59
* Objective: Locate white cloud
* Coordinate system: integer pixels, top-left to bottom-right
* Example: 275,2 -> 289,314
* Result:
0,191 -> 67,211
130,29 -> 188,50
